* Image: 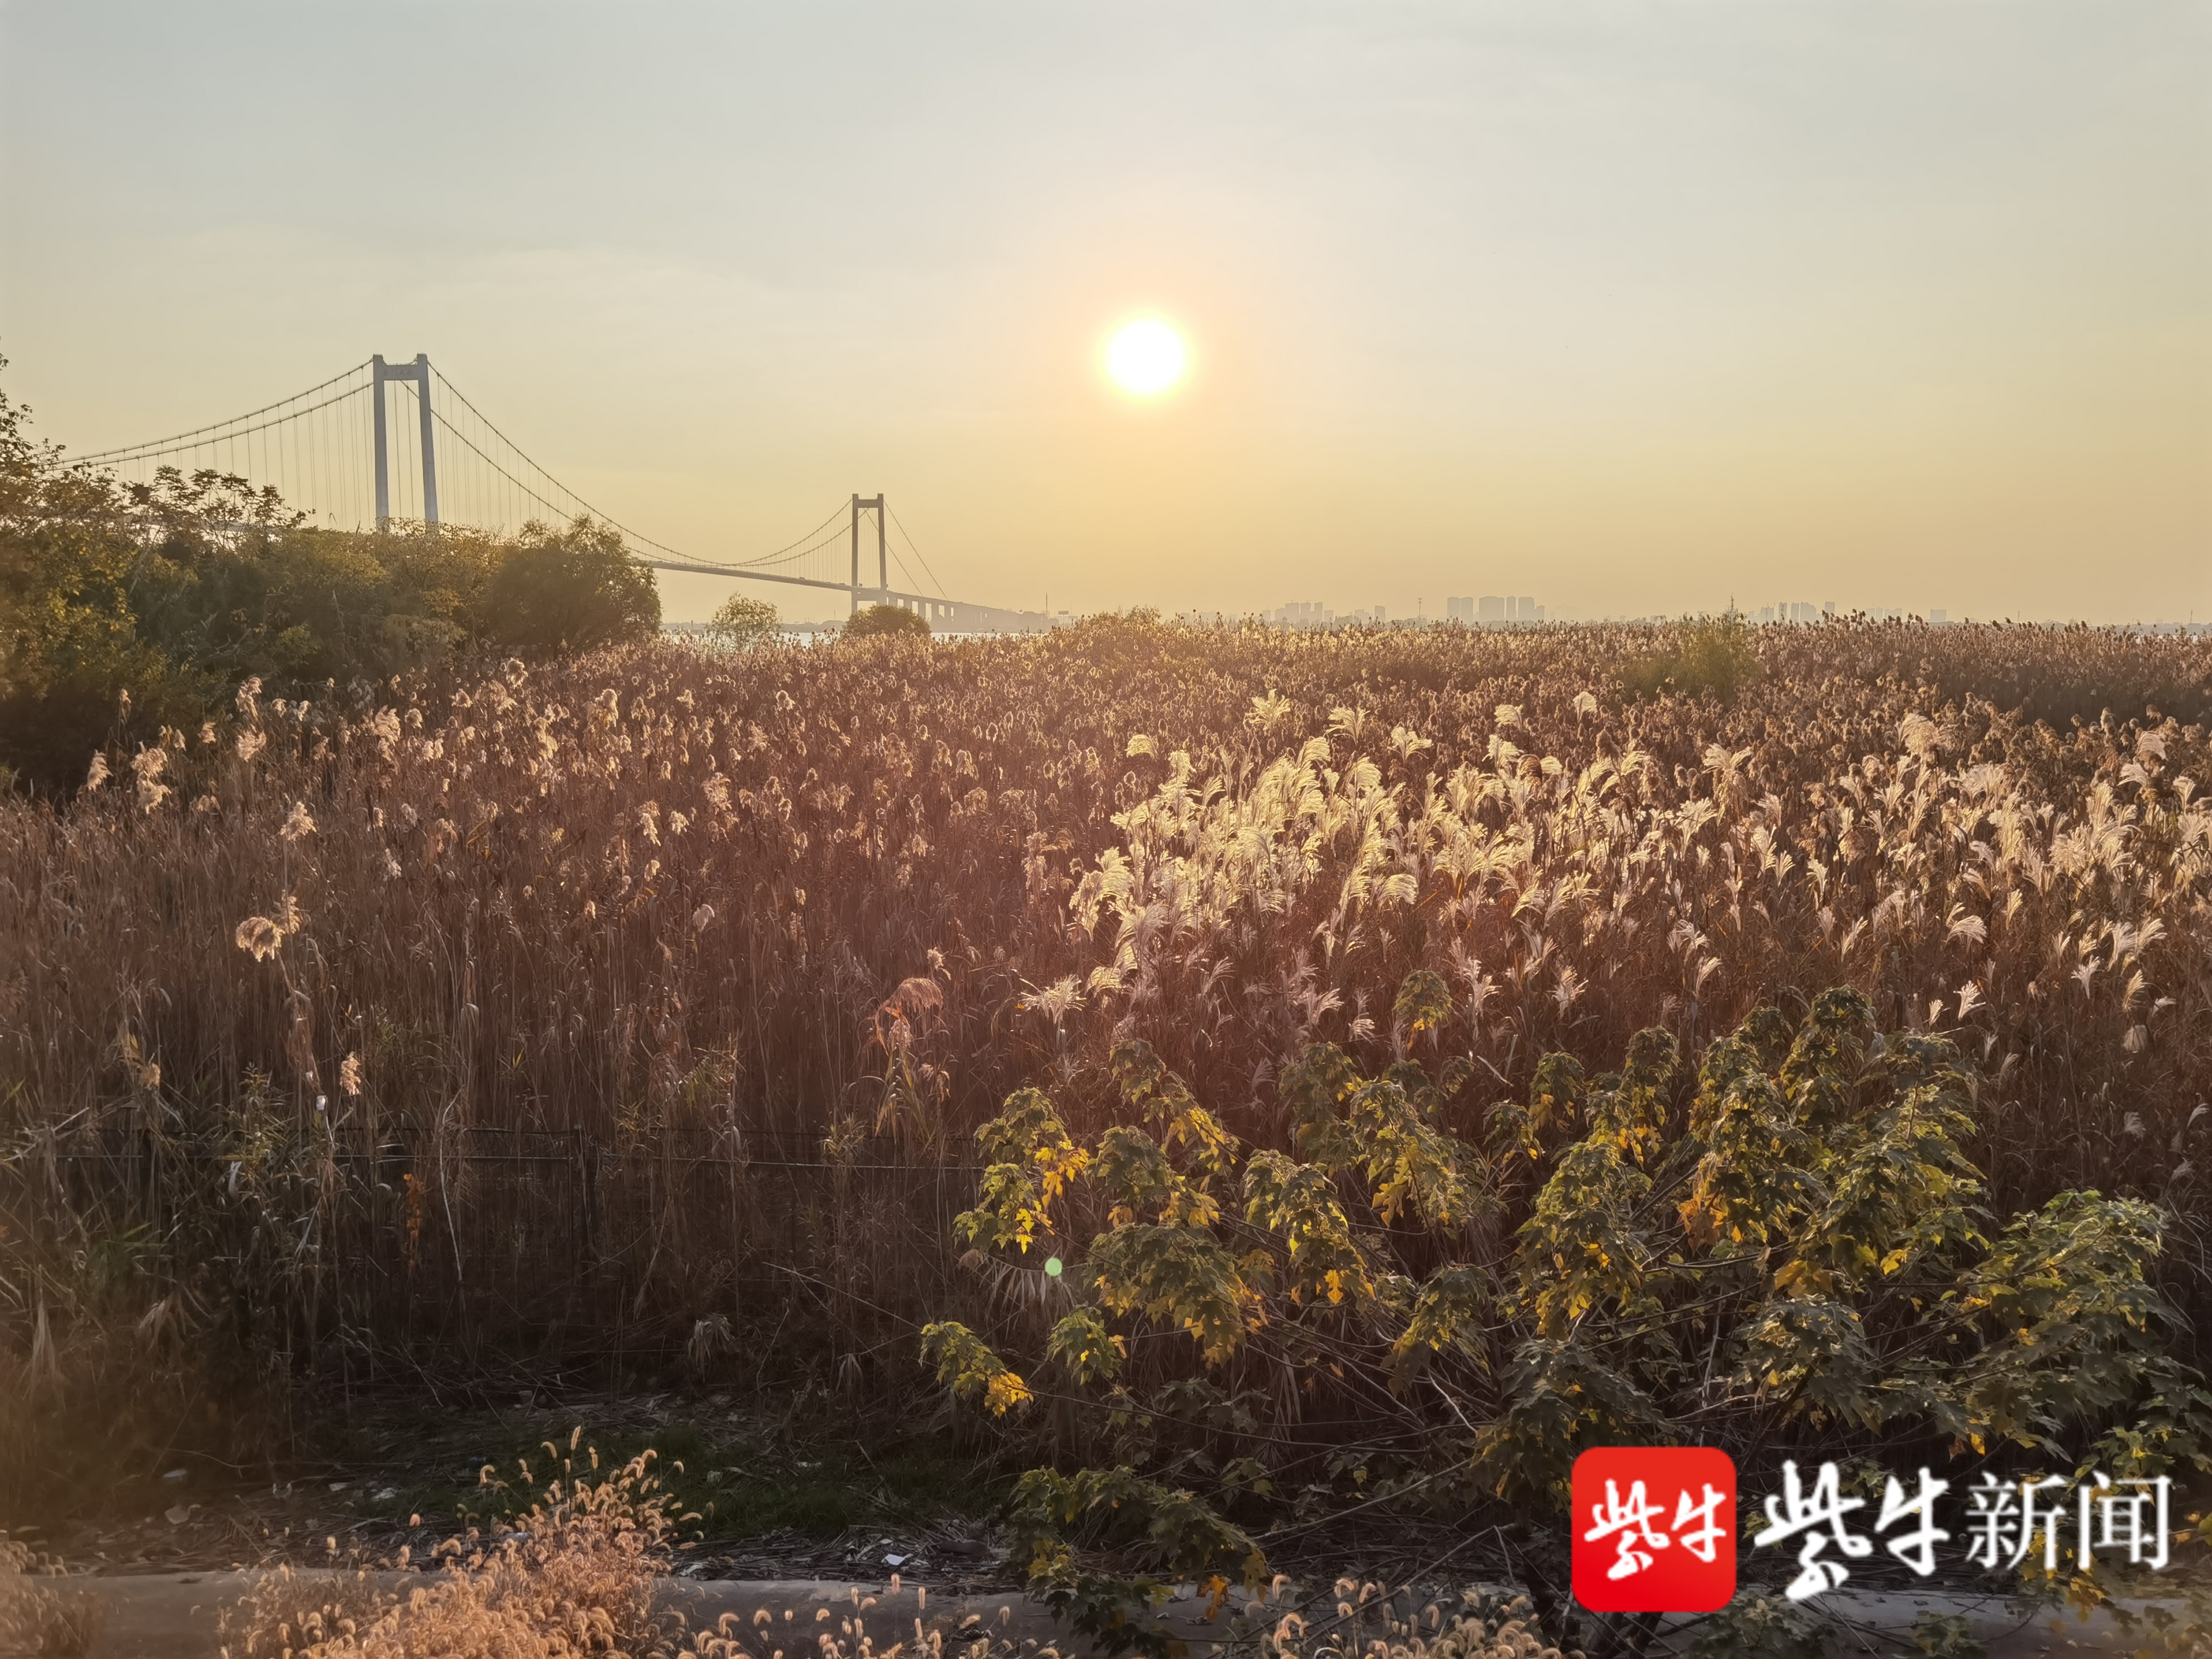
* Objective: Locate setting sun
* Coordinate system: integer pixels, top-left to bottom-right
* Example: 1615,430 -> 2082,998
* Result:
1104,318 -> 1187,396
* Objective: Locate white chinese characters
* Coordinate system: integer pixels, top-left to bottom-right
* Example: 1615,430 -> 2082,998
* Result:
1751,1462 -> 2171,1600
1581,1478 -> 1734,1580
1751,1460 -> 1872,1600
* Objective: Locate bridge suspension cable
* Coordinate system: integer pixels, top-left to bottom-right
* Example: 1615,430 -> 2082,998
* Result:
63,355 -> 864,588
59,352 -> 1044,625
67,361 -> 374,468
889,502 -> 949,599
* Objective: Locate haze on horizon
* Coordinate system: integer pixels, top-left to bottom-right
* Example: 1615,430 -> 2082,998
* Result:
2,2 -> 2205,627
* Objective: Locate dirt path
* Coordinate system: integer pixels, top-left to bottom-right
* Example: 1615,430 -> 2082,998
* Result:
49,1569 -> 2167,1659
69,1572 -> 1147,1659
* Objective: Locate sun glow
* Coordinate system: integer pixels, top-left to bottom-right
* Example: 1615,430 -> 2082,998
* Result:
1104,318 -> 1187,396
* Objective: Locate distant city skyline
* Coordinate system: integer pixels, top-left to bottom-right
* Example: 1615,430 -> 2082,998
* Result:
1188,594 -> 2212,630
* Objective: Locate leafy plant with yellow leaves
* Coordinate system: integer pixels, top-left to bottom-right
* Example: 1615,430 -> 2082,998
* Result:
925,981 -> 2212,1653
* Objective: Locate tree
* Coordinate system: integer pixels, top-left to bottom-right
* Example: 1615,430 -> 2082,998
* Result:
1620,609 -> 1764,702
844,602 -> 929,638
0,359 -> 665,792
479,518 -> 660,656
0,373 -> 220,792
924,986 -> 2212,1654
705,592 -> 778,650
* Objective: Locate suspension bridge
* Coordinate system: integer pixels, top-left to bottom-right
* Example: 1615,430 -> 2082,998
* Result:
63,354 -> 1048,632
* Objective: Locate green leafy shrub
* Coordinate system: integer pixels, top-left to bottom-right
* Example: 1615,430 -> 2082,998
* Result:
1621,610 -> 1764,701
480,518 -> 660,655
844,602 -> 930,638
924,984 -> 2211,1646
0,364 -> 661,793
704,592 -> 779,650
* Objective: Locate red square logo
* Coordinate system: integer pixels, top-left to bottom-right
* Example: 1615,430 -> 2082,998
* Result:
1570,1447 -> 1738,1613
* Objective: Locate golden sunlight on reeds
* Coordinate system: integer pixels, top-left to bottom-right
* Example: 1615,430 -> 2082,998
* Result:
2,614 -> 2208,1503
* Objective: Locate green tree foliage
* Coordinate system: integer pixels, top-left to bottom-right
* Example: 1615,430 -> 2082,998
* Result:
482,520 -> 660,655
844,602 -> 930,638
925,982 -> 2212,1648
0,363 -> 660,793
1621,609 -> 1765,702
704,592 -> 779,650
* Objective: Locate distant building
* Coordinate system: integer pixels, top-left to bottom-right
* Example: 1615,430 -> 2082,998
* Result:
1928,609 -> 1948,625
1264,601 -> 1336,629
1467,595 -> 1546,624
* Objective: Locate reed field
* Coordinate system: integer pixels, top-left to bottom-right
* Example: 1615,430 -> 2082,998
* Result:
6,609 -> 2212,1630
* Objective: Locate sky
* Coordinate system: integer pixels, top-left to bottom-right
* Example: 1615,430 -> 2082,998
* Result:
2,2 -> 2207,625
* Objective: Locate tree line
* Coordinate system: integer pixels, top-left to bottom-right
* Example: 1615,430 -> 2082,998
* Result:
0,361 -> 660,795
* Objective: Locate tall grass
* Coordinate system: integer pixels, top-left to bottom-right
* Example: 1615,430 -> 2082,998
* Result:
0,1534 -> 101,1657
3,615 -> 2209,1512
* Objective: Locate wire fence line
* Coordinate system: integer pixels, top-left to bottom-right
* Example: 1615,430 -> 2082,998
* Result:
40,1151 -> 986,1174
8,1111 -> 990,1375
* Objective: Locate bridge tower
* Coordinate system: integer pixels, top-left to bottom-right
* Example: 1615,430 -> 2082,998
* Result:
373,354 -> 440,527
849,494 -> 886,613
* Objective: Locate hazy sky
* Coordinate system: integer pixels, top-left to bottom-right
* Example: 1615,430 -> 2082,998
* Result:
4,2 -> 2207,624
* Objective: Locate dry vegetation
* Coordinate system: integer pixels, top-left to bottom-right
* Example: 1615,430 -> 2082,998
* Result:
4,613 -> 2212,1637
210,1434 -> 1567,1659
0,1533 -> 103,1657
221,1438 -> 685,1658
